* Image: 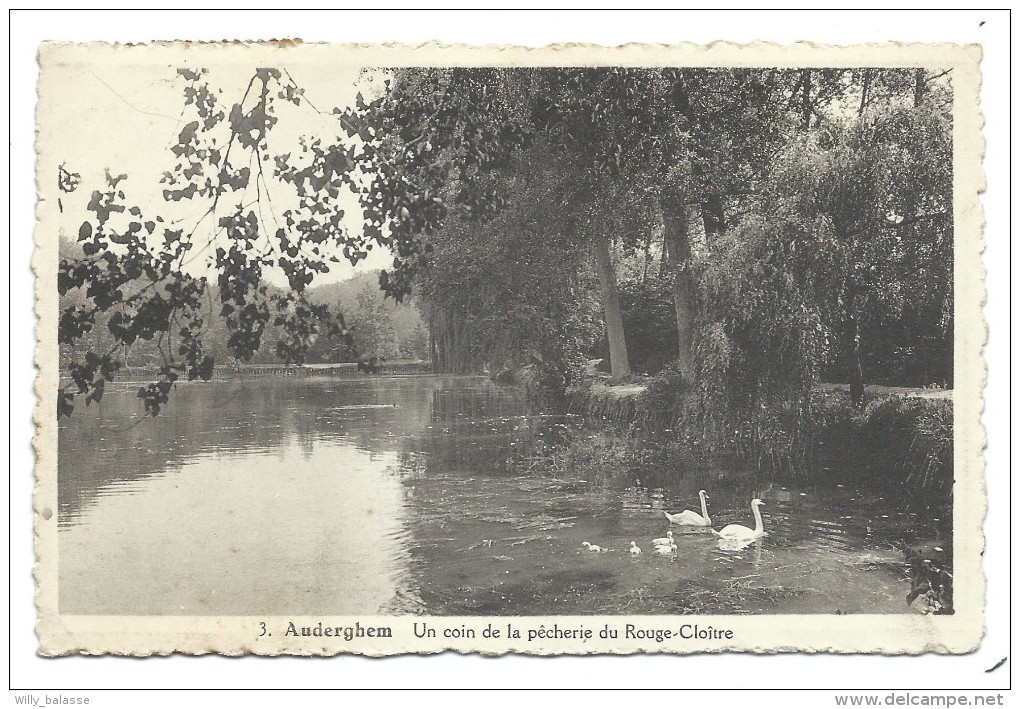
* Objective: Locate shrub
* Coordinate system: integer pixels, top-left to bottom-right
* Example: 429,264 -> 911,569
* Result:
572,374 -> 953,502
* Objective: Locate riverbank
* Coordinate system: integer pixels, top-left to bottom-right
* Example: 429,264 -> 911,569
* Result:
109,360 -> 433,382
566,379 -> 953,500
549,377 -> 955,614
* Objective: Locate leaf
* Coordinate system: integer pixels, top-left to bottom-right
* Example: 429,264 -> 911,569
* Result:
86,378 -> 105,405
78,221 -> 92,242
105,169 -> 128,187
198,356 -> 214,381
57,391 -> 75,419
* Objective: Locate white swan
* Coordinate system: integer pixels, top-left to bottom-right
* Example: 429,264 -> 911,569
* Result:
629,541 -> 641,555
651,530 -> 674,547
663,490 -> 712,526
715,498 -> 766,542
582,541 -> 606,553
654,541 -> 678,555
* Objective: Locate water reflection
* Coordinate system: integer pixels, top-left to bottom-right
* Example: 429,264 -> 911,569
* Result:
59,375 -> 931,616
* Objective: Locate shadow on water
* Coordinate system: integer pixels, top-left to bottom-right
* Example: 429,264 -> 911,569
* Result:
58,375 -> 948,615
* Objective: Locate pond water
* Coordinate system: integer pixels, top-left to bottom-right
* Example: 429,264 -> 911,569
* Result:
58,375 -> 936,616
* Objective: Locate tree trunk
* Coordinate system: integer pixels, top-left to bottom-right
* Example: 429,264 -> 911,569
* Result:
457,309 -> 471,373
913,68 -> 927,108
591,231 -> 630,380
658,229 -> 672,280
437,311 -> 448,372
858,69 -> 872,116
845,280 -> 866,408
800,69 -> 813,131
662,201 -> 696,381
641,227 -> 653,282
450,311 -> 464,374
671,73 -> 726,242
444,312 -> 455,373
428,316 -> 438,373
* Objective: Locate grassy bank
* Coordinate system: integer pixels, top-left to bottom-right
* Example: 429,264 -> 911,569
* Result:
566,378 -> 953,502
812,389 -> 953,498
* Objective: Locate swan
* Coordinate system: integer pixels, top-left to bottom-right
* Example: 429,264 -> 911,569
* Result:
715,498 -> 766,542
629,541 -> 642,555
582,541 -> 606,553
651,530 -> 674,547
654,541 -> 678,555
663,490 -> 712,526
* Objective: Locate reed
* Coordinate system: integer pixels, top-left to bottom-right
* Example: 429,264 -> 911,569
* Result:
565,376 -> 953,500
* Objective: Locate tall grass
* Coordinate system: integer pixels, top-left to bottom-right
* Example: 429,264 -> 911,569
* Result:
567,376 -> 953,501
508,427 -> 653,486
849,396 -> 954,497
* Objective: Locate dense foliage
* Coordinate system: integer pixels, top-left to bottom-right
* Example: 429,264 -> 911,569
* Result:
57,63 -> 954,423
413,146 -> 604,398
600,277 -> 678,375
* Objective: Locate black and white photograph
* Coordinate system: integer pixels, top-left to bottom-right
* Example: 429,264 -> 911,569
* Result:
23,19 -> 997,681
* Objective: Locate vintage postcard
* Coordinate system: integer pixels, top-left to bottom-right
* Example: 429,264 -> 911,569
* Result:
35,40 -> 984,656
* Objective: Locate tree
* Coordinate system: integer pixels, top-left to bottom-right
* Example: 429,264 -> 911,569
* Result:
528,68 -> 793,380
364,67 -> 657,381
669,70 -> 953,471
56,66 -> 388,416
352,281 -> 398,358
771,106 -> 952,406
694,67 -> 953,414
413,144 -> 602,389
56,61 -> 953,420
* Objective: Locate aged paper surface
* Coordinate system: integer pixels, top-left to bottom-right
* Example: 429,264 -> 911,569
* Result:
35,40 -> 984,656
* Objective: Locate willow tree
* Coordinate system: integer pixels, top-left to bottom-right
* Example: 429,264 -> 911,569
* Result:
705,102 -> 952,416
414,145 -> 602,392
365,65 -> 950,400
782,104 -> 951,405
358,67 -> 646,380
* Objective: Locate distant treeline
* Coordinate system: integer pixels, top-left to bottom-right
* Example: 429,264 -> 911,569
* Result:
59,237 -> 428,373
